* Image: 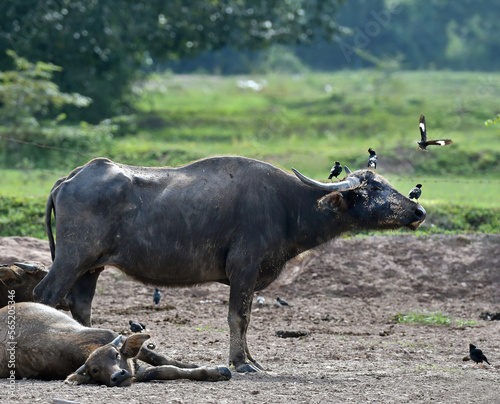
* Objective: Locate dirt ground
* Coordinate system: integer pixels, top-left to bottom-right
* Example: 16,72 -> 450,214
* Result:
1,233 -> 500,404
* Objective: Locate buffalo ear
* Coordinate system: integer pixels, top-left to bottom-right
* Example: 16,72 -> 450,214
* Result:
65,364 -> 93,385
120,333 -> 151,358
318,192 -> 345,212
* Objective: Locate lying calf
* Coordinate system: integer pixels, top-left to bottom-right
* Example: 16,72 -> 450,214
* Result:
0,302 -> 231,386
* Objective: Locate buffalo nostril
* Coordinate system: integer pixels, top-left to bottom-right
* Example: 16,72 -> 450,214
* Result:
414,206 -> 426,219
120,370 -> 125,375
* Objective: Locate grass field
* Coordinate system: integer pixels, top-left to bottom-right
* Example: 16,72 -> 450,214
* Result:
1,70 -> 499,237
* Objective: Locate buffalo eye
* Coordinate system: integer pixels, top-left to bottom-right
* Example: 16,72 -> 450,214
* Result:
92,368 -> 99,374
115,352 -> 120,359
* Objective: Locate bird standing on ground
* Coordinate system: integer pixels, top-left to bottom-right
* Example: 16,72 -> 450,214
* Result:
469,344 -> 491,368
129,320 -> 146,333
408,184 -> 423,202
153,288 -> 162,307
276,297 -> 290,307
328,161 -> 343,182
367,148 -> 377,172
417,114 -> 453,151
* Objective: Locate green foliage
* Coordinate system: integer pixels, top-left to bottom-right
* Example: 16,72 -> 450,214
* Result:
0,0 -> 344,121
0,51 -> 114,169
0,196 -> 46,239
394,312 -> 476,327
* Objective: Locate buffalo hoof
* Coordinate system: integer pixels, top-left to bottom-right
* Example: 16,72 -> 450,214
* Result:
234,363 -> 262,373
217,366 -> 232,381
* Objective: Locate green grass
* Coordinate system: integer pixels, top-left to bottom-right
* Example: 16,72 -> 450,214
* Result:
394,311 -> 477,326
1,70 -> 499,237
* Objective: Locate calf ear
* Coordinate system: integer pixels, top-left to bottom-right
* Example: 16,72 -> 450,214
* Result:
65,364 -> 93,385
0,267 -> 21,284
318,192 -> 345,212
120,333 -> 151,358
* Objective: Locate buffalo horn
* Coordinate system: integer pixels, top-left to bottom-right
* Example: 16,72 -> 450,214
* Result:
292,168 -> 361,191
74,364 -> 86,375
344,165 -> 352,175
14,262 -> 46,273
110,335 -> 124,347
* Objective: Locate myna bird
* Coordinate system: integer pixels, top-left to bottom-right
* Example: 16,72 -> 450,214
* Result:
408,184 -> 423,202
417,114 -> 453,151
469,343 -> 491,368
153,288 -> 162,307
367,148 -> 377,172
129,320 -> 146,333
276,297 -> 290,307
328,161 -> 343,181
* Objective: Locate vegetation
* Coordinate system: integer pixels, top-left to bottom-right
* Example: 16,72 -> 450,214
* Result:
0,69 -> 499,238
394,312 -> 476,327
0,0 -> 344,121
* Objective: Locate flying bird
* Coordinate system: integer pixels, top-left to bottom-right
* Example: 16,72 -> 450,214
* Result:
367,148 -> 377,172
417,114 -> 453,151
328,161 -> 343,181
469,344 -> 491,368
153,288 -> 162,307
129,320 -> 146,333
408,184 -> 423,202
276,297 -> 290,307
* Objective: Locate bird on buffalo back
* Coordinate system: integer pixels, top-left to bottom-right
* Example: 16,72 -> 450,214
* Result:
417,114 -> 453,151
408,184 -> 423,203
367,148 -> 377,172
328,161 -> 343,182
469,343 -> 491,368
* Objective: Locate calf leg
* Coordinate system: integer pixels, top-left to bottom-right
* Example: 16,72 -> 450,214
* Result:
135,364 -> 231,383
137,347 -> 197,369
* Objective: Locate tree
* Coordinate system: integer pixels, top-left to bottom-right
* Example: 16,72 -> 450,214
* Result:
0,0 -> 345,122
0,51 -> 113,168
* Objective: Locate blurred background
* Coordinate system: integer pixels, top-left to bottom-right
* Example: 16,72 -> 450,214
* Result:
0,0 -> 498,238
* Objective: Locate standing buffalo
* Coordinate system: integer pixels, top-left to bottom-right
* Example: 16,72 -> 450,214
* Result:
0,302 -> 230,385
33,156 -> 426,372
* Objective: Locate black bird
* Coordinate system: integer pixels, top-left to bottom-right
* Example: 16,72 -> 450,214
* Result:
328,161 -> 343,181
276,297 -> 290,307
367,148 -> 377,172
408,184 -> 423,202
417,114 -> 453,151
469,344 -> 491,368
153,288 -> 162,307
129,320 -> 146,333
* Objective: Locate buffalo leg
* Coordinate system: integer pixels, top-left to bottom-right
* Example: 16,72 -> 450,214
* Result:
227,266 -> 263,373
33,250 -> 98,311
135,364 -> 231,383
65,268 -> 102,326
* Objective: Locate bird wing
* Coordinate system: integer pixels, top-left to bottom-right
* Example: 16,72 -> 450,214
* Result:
419,114 -> 427,142
426,139 -> 453,146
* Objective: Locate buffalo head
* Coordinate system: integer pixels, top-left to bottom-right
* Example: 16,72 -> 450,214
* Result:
292,167 -> 426,231
66,333 -> 150,386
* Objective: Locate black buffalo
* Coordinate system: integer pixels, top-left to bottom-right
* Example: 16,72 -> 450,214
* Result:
34,156 -> 426,372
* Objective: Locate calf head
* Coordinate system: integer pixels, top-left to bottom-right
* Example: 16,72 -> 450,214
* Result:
0,262 -> 50,308
293,168 -> 426,231
66,333 -> 150,386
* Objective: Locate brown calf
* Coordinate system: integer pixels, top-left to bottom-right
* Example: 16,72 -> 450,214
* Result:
0,302 -> 231,386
